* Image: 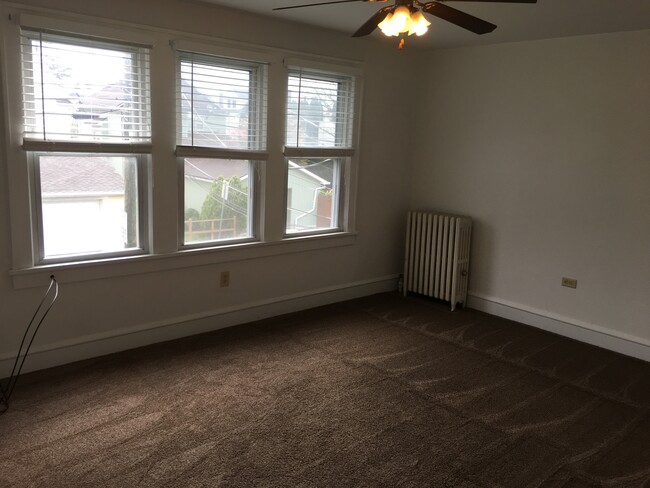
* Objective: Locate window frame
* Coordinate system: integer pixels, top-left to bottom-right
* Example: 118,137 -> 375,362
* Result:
283,63 -> 360,238
30,151 -> 150,265
174,48 -> 269,249
177,156 -> 261,249
284,156 -> 345,236
14,25 -> 153,265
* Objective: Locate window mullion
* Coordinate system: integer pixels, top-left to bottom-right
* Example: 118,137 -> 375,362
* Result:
149,33 -> 178,255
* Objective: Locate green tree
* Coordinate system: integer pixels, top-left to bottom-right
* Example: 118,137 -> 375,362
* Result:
200,175 -> 248,237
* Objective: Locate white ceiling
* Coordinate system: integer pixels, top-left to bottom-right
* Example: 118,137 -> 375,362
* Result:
190,0 -> 650,49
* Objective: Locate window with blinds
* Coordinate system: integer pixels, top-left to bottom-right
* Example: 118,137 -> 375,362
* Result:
177,52 -> 267,151
18,29 -> 150,262
284,66 -> 357,235
176,51 -> 266,247
285,68 -> 355,149
20,30 -> 151,144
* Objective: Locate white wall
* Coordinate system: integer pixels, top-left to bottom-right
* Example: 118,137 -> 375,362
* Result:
411,30 -> 650,354
0,0 -> 416,375
3,1 -> 647,376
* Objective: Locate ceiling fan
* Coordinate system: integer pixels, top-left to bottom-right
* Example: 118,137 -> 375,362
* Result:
273,0 -> 537,39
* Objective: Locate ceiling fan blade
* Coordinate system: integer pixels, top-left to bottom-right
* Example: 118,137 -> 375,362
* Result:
273,0 -> 366,11
422,2 -> 497,35
442,0 -> 536,3
352,5 -> 393,37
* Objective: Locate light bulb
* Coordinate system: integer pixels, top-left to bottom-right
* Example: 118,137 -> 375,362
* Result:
391,6 -> 411,34
408,10 -> 430,36
379,12 -> 397,36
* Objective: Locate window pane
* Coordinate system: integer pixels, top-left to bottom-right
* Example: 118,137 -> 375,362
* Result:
286,158 -> 338,234
286,71 -> 354,148
178,53 -> 266,150
184,158 -> 252,244
39,155 -> 140,258
21,31 -> 151,143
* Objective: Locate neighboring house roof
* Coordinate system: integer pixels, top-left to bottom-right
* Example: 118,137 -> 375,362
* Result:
73,82 -> 133,119
288,161 -> 330,186
50,78 -> 249,120
180,80 -> 230,117
40,156 -> 124,196
179,80 -> 249,116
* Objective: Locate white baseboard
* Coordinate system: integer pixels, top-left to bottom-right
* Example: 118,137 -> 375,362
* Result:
467,293 -> 650,362
0,275 -> 398,377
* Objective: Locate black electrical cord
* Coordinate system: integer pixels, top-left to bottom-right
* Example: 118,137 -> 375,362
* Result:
0,383 -> 7,415
0,275 -> 59,416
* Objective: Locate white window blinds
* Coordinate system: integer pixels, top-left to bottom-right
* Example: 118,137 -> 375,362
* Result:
177,52 -> 267,151
286,67 -> 355,149
20,30 -> 151,144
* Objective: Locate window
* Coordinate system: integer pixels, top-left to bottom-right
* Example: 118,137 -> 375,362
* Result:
177,51 -> 266,245
183,158 -> 252,244
20,29 -> 151,262
285,67 -> 356,235
36,154 -> 141,258
286,158 -> 339,233
5,12 -> 361,279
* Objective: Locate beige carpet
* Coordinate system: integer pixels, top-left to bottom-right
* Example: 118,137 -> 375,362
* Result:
1,293 -> 649,487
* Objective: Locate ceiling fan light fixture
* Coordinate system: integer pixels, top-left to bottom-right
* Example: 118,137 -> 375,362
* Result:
379,6 -> 430,38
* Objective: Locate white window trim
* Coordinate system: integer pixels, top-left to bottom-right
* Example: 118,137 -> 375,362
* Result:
10,232 -> 358,289
283,56 -> 363,77
172,39 -> 275,65
174,47 -> 269,248
1,7 -> 362,289
282,60 -> 363,237
15,12 -> 156,46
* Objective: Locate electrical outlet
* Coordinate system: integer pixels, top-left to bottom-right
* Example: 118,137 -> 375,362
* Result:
561,277 -> 577,289
220,271 -> 230,288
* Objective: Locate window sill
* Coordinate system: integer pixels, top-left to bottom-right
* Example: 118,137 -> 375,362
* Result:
10,232 -> 357,289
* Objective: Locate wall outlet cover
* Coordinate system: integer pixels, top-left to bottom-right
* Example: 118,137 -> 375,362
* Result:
562,277 -> 577,289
